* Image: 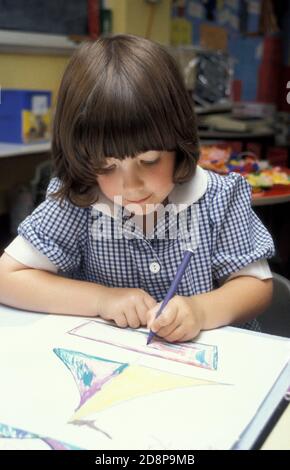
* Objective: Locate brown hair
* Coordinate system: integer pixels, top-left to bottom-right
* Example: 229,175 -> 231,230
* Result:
52,34 -> 199,206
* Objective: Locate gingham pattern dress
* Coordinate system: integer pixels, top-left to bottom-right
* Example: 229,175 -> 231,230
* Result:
18,170 -> 275,331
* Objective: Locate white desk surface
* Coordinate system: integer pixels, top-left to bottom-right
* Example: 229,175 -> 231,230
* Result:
0,142 -> 51,158
1,303 -> 289,450
0,303 -> 46,326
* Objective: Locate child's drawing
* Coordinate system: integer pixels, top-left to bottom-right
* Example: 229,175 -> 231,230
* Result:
54,347 -> 220,425
0,422 -> 81,450
69,320 -> 218,370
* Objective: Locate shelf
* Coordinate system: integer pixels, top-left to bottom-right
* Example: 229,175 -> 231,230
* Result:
0,30 -> 76,55
0,142 -> 51,158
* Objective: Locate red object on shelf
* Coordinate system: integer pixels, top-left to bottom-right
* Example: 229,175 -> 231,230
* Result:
262,36 -> 282,63
246,143 -> 262,159
227,141 -> 243,153
266,147 -> 288,167
257,37 -> 282,105
87,0 -> 100,39
231,79 -> 242,102
257,63 -> 282,103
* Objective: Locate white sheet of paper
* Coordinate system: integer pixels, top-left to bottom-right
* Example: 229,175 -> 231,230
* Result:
0,314 -> 289,450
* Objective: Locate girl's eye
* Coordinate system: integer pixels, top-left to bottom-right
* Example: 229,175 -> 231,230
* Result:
141,158 -> 160,166
99,165 -> 116,174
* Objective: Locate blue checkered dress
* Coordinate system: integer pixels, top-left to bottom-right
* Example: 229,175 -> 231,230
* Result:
18,171 -> 275,331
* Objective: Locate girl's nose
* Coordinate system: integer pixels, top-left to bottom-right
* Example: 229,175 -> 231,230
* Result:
122,167 -> 144,191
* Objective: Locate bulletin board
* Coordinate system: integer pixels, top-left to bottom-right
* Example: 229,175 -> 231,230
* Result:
0,0 -> 88,36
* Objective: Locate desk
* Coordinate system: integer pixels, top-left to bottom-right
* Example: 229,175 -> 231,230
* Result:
252,186 -> 290,206
261,399 -> 290,450
233,362 -> 290,450
0,304 -> 289,450
251,181 -> 290,278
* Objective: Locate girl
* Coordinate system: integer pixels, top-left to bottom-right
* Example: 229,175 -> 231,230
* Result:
0,35 -> 274,342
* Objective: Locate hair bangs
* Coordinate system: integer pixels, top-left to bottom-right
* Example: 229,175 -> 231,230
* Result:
80,76 -> 180,167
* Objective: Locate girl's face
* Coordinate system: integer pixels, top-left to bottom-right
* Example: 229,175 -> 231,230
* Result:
96,151 -> 175,214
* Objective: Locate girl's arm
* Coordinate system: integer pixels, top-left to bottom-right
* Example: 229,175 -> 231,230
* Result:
0,253 -> 156,326
147,276 -> 273,342
0,253 -> 108,316
197,276 -> 273,329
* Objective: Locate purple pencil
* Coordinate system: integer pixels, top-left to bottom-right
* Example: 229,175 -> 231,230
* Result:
146,249 -> 194,345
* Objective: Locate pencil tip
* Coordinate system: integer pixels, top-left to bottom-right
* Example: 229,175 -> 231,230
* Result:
147,334 -> 153,345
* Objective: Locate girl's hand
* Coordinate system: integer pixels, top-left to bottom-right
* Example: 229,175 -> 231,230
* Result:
99,287 -> 157,329
147,295 -> 205,342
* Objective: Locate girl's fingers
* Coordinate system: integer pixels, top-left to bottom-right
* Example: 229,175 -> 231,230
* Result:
114,312 -> 128,328
143,294 -> 157,311
137,300 -> 150,326
146,303 -> 161,326
150,306 -> 178,332
163,324 -> 185,343
125,308 -> 141,329
154,320 -> 180,339
178,333 -> 191,342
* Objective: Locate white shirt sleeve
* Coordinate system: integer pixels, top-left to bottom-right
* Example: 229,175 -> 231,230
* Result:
6,237 -> 272,282
4,235 -> 57,273
226,259 -> 272,282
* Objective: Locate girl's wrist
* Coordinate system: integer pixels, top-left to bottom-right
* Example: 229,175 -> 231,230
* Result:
189,295 -> 207,331
92,284 -> 111,317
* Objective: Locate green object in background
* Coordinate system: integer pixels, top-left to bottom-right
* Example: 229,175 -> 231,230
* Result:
101,9 -> 112,35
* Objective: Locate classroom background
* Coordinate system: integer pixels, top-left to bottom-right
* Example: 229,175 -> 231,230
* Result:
0,0 -> 289,337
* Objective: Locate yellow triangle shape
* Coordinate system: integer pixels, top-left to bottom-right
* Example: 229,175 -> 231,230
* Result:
73,365 -> 216,420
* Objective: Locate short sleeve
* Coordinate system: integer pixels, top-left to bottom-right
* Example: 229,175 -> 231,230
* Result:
17,178 -> 88,273
209,173 -> 275,282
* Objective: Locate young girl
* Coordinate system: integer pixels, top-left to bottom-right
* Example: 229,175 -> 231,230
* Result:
0,35 -> 274,342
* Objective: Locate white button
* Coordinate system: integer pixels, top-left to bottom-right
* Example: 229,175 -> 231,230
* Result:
150,262 -> 160,274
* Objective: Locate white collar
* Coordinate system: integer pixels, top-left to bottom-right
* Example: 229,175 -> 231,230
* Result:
91,165 -> 208,218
